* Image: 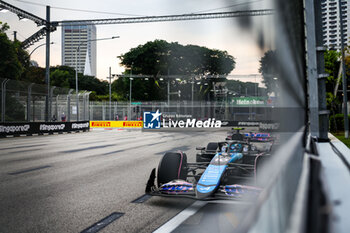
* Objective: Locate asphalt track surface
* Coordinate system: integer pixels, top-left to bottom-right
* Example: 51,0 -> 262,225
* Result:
0,129 -> 240,233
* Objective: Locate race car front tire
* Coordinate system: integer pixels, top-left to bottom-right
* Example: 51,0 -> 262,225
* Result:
157,152 -> 187,187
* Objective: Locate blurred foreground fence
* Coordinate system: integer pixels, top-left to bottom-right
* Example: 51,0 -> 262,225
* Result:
1,78 -> 90,122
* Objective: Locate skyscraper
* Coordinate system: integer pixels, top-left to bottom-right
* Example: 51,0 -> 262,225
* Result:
61,22 -> 97,76
322,0 -> 350,50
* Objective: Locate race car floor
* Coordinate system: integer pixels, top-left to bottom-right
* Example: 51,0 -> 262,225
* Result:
0,129 -> 253,233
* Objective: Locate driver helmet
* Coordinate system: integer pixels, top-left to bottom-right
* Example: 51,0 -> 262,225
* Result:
221,145 -> 228,153
230,143 -> 242,153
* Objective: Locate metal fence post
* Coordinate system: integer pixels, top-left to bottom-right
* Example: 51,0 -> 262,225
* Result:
50,86 -> 56,121
306,0 -> 329,139
27,83 -> 34,122
86,91 -> 90,120
67,89 -> 73,122
102,102 -> 106,120
83,91 -> 91,121
45,5 -> 51,122
83,93 -> 86,121
78,92 -> 84,121
1,79 -> 9,122
89,102 -> 92,121
56,94 -> 59,121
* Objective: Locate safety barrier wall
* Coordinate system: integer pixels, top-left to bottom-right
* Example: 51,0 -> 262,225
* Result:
0,121 -> 89,137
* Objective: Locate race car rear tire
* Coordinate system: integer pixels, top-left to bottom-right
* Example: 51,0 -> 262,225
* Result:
206,142 -> 218,152
157,152 -> 187,187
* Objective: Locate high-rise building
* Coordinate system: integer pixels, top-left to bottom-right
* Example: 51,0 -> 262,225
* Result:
61,22 -> 97,76
321,0 -> 350,50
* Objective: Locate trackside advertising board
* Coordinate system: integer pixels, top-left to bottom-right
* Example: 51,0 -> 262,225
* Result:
89,110 -> 280,131
0,121 -> 90,137
90,121 -> 143,128
142,110 -> 279,131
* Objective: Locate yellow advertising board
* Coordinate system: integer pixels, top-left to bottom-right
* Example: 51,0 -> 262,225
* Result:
90,121 -> 143,128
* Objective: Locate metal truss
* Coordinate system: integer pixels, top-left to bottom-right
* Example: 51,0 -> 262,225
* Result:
21,25 -> 56,49
1,0 -> 273,49
54,9 -> 274,26
0,0 -> 46,26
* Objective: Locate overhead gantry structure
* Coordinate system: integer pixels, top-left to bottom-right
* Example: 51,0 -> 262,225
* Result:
0,0 -> 273,48
54,9 -> 274,26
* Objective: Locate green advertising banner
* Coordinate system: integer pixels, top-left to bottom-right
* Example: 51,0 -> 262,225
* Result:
231,97 -> 268,106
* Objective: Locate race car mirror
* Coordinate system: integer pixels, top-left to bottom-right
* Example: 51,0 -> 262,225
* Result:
196,147 -> 205,151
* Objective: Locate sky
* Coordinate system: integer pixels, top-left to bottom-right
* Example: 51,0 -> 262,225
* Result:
1,0 -> 275,85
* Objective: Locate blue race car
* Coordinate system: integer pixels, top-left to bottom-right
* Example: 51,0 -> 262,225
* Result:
196,136 -> 273,163
145,141 -> 265,200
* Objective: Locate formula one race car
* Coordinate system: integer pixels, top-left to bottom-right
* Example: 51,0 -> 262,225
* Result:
145,141 -> 268,200
226,128 -> 275,142
226,128 -> 246,141
196,137 -> 274,163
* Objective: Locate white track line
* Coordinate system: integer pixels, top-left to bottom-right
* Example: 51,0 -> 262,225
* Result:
153,201 -> 206,233
153,199 -> 252,233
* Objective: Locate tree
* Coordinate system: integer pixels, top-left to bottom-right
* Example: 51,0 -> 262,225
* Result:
119,40 -> 235,76
117,40 -> 236,101
50,69 -> 71,88
48,65 -> 109,96
0,21 -> 28,80
259,50 -> 278,94
324,49 -> 340,93
22,66 -> 45,84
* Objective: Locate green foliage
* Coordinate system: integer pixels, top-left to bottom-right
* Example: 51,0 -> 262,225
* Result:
329,113 -> 350,132
119,40 -> 235,76
259,50 -> 278,93
4,95 -> 25,122
50,69 -> 70,88
324,50 -> 340,83
78,74 -> 108,95
93,93 -> 125,101
0,21 -> 9,33
111,77 -> 164,101
22,66 -> 45,84
323,50 -> 344,115
0,22 -> 26,80
49,66 -> 108,95
333,132 -> 350,148
324,50 -> 340,94
116,40 -> 235,101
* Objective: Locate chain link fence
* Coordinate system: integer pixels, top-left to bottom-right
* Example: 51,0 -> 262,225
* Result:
1,78 -> 90,122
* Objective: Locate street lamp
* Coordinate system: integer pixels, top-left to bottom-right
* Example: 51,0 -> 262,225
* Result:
29,42 -> 54,57
75,36 -> 119,121
109,73 -> 118,120
129,63 -> 133,120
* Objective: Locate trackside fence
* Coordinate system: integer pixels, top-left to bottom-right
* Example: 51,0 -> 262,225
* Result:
0,78 -> 90,122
